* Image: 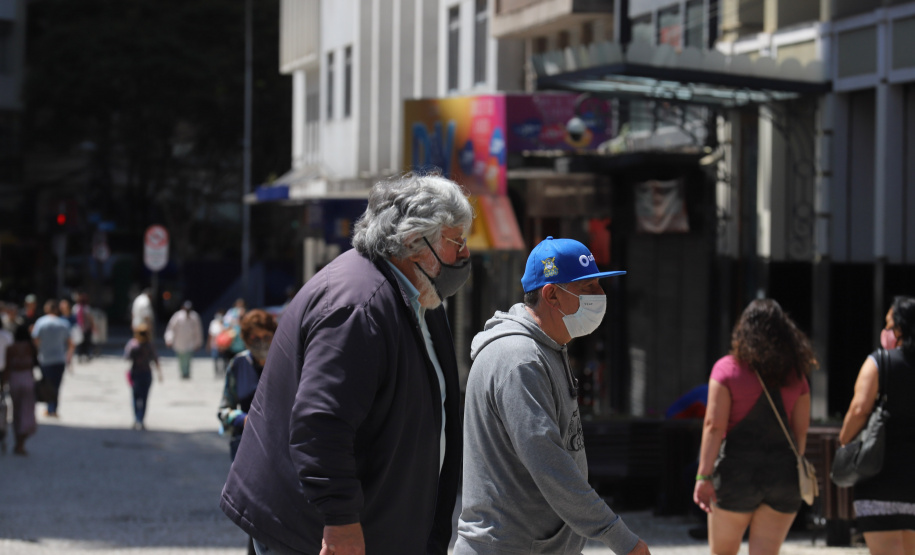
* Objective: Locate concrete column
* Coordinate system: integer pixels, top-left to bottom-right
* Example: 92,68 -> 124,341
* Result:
874,82 -> 904,337
369,0 -> 380,174
757,104 -> 787,267
292,70 -> 305,169
875,83 -> 904,261
811,93 -> 834,421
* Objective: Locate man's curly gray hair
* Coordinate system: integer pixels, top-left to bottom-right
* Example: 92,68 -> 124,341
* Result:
352,173 -> 473,260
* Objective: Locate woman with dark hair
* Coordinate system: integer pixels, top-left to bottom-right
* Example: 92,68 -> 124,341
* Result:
693,299 -> 815,555
839,296 -> 915,555
4,324 -> 38,455
124,323 -> 163,430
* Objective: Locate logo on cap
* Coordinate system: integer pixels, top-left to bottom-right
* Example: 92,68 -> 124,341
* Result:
542,257 -> 558,278
579,254 -> 591,267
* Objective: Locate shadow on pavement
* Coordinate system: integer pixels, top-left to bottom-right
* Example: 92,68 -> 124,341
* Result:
0,422 -> 246,549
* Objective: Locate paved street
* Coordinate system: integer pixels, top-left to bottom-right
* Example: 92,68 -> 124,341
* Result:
0,352 -> 868,555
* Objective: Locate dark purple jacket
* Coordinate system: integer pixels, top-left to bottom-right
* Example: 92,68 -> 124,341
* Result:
220,249 -> 462,554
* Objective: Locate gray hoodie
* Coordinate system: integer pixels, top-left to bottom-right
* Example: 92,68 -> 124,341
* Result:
455,304 -> 640,555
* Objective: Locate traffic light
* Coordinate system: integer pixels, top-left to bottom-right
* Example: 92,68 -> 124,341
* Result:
47,200 -> 77,233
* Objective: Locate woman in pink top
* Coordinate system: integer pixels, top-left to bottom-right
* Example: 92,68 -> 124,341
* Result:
693,299 -> 815,555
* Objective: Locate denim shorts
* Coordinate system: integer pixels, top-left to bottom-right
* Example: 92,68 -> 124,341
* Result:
713,449 -> 802,514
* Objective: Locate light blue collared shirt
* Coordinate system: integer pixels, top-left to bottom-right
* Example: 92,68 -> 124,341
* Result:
386,260 -> 446,472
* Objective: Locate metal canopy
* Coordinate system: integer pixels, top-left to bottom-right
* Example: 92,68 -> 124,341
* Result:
536,62 -> 832,108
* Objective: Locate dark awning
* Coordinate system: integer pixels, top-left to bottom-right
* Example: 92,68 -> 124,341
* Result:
537,62 -> 831,107
532,41 -> 832,108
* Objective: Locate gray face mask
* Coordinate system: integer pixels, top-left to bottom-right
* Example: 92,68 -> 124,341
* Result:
248,338 -> 271,363
414,237 -> 472,301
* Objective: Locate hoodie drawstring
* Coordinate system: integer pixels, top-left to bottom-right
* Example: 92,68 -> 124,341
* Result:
561,347 -> 578,398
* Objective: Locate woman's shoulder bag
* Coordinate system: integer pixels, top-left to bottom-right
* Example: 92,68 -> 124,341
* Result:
830,348 -> 890,488
754,371 -> 819,505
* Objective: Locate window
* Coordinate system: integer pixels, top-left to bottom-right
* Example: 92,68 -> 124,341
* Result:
326,51 -> 334,119
657,5 -> 681,48
448,6 -> 460,91
558,30 -> 570,50
631,15 -> 653,45
685,0 -> 705,49
306,93 -> 319,123
533,36 -> 548,54
473,0 -> 488,85
344,46 -> 352,118
0,21 -> 11,75
582,21 -> 595,46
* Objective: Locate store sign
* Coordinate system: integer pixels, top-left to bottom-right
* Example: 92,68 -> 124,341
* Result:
404,95 -> 507,195
403,94 -> 615,195
505,94 -> 613,152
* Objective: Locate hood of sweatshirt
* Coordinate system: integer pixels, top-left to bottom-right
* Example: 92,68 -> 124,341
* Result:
470,303 -> 562,361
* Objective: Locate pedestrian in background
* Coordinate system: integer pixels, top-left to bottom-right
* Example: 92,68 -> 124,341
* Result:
3,324 -> 37,455
58,298 -> 75,326
217,309 -> 277,459
1,302 -> 18,332
222,298 -> 246,330
218,308 -> 277,555
0,320 -> 12,452
20,294 -> 39,332
839,296 -> 915,555
455,237 -> 647,555
164,300 -> 204,380
693,299 -> 814,555
125,323 -> 162,430
220,174 -> 472,555
221,299 -> 247,367
73,293 -> 95,363
58,297 -> 84,356
131,288 -> 154,334
31,299 -> 74,418
208,311 -> 226,376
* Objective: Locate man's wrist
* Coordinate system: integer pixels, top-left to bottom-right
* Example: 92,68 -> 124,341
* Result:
696,473 -> 712,481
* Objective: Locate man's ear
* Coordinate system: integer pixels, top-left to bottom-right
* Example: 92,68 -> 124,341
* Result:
541,284 -> 560,310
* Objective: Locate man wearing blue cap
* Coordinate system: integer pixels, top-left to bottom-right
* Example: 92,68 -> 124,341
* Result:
455,237 -> 650,555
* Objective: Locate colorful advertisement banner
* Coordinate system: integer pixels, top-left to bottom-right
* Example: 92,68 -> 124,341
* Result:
403,94 -> 615,196
404,96 -> 507,196
504,94 -> 613,153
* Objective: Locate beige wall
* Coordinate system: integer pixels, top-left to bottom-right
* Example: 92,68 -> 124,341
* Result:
719,0 -> 764,42
777,40 -> 817,65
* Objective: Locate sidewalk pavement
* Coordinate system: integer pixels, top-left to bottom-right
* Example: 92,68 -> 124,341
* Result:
0,353 -> 870,555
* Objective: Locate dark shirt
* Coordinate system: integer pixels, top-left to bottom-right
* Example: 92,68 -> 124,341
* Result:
125,339 -> 158,376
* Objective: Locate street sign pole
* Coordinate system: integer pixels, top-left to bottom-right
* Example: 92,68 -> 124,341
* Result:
242,0 -> 253,305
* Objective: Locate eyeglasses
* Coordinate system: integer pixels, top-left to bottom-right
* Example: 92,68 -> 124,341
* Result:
442,235 -> 467,253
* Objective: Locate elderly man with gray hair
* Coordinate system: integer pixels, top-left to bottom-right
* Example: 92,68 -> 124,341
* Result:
221,174 -> 473,555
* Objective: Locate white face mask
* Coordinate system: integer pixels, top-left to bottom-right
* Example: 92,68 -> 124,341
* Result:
556,285 -> 607,338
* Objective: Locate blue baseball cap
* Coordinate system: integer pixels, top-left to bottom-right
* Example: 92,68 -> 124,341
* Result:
521,236 -> 626,293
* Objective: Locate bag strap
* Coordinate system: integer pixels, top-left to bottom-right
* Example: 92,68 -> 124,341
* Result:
877,348 -> 889,405
753,370 -> 802,459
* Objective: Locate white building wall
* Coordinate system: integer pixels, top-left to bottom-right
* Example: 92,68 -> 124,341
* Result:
283,0 -> 523,182
439,0 -> 524,96
319,0 -> 359,179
